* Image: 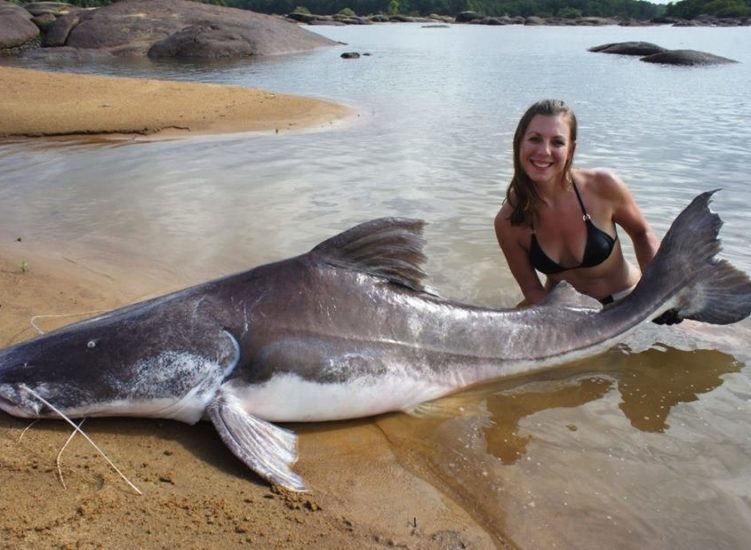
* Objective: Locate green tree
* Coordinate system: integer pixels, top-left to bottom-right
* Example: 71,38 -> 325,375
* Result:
559,6 -> 582,16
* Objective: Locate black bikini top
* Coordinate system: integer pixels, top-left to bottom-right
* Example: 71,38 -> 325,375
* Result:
529,181 -> 617,275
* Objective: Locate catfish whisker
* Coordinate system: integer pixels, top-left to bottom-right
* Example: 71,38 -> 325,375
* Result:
57,418 -> 86,490
30,310 -> 108,335
19,384 -> 142,495
18,419 -> 39,441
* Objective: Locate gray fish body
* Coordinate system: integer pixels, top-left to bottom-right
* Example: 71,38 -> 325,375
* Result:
1,191 -> 750,490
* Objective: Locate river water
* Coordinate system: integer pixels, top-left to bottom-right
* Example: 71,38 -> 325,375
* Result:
1,23 -> 751,548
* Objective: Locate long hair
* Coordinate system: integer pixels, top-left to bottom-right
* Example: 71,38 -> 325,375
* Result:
505,99 -> 578,226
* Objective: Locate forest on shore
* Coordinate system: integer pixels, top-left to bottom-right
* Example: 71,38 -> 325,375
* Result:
13,0 -> 751,20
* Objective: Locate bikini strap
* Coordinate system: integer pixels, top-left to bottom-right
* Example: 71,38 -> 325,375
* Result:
571,178 -> 591,221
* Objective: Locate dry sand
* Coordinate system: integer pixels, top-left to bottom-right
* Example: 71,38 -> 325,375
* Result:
0,66 -> 354,138
0,68 -> 502,548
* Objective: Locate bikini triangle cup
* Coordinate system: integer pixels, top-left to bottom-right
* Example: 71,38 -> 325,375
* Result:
528,180 -> 617,275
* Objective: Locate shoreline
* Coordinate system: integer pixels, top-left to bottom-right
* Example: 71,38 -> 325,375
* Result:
0,66 -> 355,139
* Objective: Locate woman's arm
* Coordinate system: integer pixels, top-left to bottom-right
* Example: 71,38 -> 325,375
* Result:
599,172 -> 660,273
598,172 -> 680,324
494,206 -> 546,305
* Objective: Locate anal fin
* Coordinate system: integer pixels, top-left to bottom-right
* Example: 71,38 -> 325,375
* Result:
207,390 -> 306,492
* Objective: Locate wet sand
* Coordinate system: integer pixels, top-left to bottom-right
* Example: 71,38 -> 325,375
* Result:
0,68 -> 500,548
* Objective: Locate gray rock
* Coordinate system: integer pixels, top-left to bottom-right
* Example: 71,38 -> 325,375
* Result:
148,24 -> 253,59
525,16 -> 546,26
22,1 -> 76,17
589,41 -> 667,56
341,51 -> 360,59
43,12 -> 79,47
455,11 -> 481,23
640,49 -> 738,66
62,0 -> 335,58
286,12 -> 317,23
481,16 -> 513,26
333,14 -> 372,25
0,0 -> 39,50
575,17 -> 618,26
31,13 -> 57,31
309,19 -> 345,26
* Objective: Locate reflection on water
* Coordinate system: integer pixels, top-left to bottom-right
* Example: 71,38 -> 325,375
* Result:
2,23 -> 751,549
483,377 -> 613,464
616,348 -> 741,433
379,346 -> 745,547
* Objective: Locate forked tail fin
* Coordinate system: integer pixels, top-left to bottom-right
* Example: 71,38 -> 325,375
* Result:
629,190 -> 751,324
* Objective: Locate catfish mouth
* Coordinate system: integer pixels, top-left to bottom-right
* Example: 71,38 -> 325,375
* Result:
0,388 -> 36,418
0,393 -> 19,414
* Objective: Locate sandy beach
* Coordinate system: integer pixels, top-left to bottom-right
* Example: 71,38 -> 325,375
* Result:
0,66 -> 354,138
0,68 -> 501,548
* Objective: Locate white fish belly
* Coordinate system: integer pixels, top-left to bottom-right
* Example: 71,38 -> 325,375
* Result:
227,374 -> 455,422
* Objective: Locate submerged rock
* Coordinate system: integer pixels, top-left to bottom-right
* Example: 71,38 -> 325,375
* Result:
640,49 -> 738,66
590,41 -> 738,67
589,41 -> 666,56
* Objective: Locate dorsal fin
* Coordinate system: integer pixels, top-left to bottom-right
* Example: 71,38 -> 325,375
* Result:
310,218 -> 428,291
541,281 -> 602,311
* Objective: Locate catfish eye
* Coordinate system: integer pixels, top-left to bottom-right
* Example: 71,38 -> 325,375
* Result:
87,340 -> 97,349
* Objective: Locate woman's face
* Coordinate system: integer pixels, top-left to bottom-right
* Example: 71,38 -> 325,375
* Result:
519,114 -> 575,187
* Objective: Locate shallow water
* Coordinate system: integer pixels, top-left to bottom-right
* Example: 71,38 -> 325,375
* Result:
2,23 -> 751,548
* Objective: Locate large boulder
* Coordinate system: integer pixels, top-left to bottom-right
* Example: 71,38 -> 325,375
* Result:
455,11 -> 482,23
42,12 -> 80,47
589,41 -> 666,56
640,49 -> 738,66
34,0 -> 336,58
524,16 -> 546,25
0,0 -> 40,51
148,24 -> 254,59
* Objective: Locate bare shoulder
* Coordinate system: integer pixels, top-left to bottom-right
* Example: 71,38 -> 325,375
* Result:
494,188 -> 519,228
495,201 -> 513,225
576,168 -> 630,202
494,202 -> 516,237
494,201 -> 528,247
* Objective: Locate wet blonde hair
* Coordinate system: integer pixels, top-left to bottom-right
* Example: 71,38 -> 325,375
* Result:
505,99 -> 578,226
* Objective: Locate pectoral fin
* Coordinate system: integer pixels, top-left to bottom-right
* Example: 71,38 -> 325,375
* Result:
207,390 -> 306,492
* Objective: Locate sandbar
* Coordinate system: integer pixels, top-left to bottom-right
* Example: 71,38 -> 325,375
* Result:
0,66 -> 354,138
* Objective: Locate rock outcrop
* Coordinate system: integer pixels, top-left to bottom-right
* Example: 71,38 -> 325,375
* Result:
4,0 -> 335,60
0,1 -> 40,52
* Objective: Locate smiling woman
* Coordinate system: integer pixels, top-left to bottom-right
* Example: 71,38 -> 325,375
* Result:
0,66 -> 353,138
494,99 -> 662,309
